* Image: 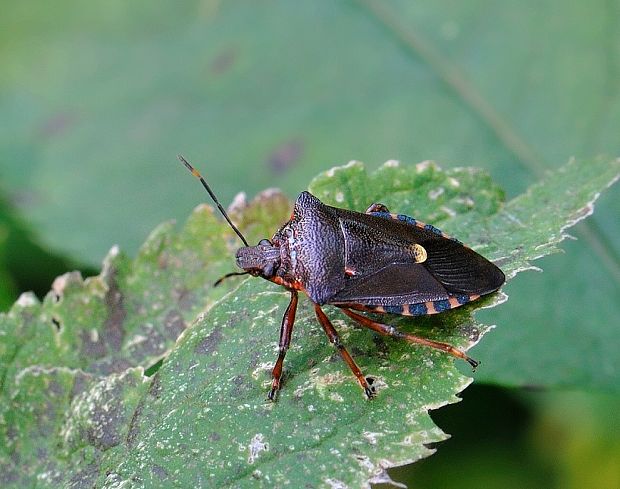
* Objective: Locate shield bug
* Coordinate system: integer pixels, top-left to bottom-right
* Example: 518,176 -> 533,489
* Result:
179,156 -> 505,400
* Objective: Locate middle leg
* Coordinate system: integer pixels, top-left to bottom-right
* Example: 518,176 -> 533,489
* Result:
314,304 -> 375,399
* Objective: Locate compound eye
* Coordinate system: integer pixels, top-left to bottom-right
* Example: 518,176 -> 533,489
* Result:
258,239 -> 272,246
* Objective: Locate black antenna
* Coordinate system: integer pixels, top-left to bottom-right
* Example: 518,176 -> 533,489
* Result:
177,155 -> 249,247
214,271 -> 250,287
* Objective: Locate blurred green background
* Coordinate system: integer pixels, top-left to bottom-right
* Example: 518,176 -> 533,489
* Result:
1,1 -> 618,487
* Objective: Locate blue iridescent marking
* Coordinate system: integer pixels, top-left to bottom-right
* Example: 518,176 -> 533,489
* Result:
424,223 -> 443,236
384,304 -> 404,315
456,295 -> 470,305
433,299 -> 451,312
408,303 -> 428,316
397,214 -> 417,226
374,210 -> 462,243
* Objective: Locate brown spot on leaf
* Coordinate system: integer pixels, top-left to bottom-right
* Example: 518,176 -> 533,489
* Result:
80,328 -> 107,359
91,357 -> 133,376
148,372 -> 162,399
164,309 -> 186,340
68,462 -> 100,489
71,371 -> 96,400
0,465 -> 19,484
229,374 -> 253,396
267,139 -> 304,173
103,268 -> 126,352
173,286 -> 194,311
126,401 -> 143,448
157,253 -> 169,269
209,46 -> 237,75
84,375 -> 139,451
152,465 -> 169,480
39,111 -> 75,138
194,327 -> 223,356
123,327 -> 166,365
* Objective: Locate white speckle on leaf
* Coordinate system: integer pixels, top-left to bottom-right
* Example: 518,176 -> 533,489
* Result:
504,212 -> 526,227
248,433 -> 268,464
228,192 -> 247,213
14,365 -> 82,388
51,271 -> 83,297
354,454 -> 375,471
440,206 -> 457,218
16,292 -> 39,307
325,478 -> 349,489
251,362 -> 273,380
456,196 -> 475,208
294,370 -> 347,398
428,187 -> 444,200
90,329 -> 100,343
448,177 -> 460,187
416,160 -> 432,173
102,472 -> 132,488
335,191 -> 344,203
329,392 -> 344,402
362,431 -> 385,446
384,159 -> 400,167
368,376 -> 388,394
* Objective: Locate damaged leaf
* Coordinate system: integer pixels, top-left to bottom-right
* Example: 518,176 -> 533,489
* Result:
0,158 -> 618,488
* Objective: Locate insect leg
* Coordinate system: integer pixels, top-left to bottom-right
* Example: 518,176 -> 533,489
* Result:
314,304 -> 376,399
365,203 -> 390,214
339,308 -> 479,369
268,290 -> 298,401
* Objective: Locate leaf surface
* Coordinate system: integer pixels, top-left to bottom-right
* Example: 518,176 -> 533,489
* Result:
1,158 -> 617,488
1,0 -> 619,391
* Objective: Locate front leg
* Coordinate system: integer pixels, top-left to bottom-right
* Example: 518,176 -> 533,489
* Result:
268,290 -> 298,401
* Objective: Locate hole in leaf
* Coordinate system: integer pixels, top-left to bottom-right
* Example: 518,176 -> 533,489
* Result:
51,316 -> 62,332
144,357 -> 164,377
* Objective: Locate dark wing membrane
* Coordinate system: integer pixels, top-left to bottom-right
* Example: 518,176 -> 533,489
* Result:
330,262 -> 451,306
423,239 -> 505,295
325,206 -> 504,306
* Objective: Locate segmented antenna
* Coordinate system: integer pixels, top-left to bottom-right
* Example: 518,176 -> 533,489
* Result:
177,155 -> 249,247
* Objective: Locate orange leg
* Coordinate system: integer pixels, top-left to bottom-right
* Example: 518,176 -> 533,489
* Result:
314,304 -> 376,399
268,290 -> 298,401
340,307 -> 479,369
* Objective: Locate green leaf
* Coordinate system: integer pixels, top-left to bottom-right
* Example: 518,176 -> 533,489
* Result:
2,0 -> 619,392
1,158 -> 617,488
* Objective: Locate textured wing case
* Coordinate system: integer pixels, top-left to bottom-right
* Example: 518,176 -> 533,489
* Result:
328,208 -> 505,307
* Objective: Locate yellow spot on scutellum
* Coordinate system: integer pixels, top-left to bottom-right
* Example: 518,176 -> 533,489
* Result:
413,244 -> 427,263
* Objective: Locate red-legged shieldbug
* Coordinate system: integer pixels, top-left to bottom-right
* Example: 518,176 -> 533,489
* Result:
179,156 -> 505,400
